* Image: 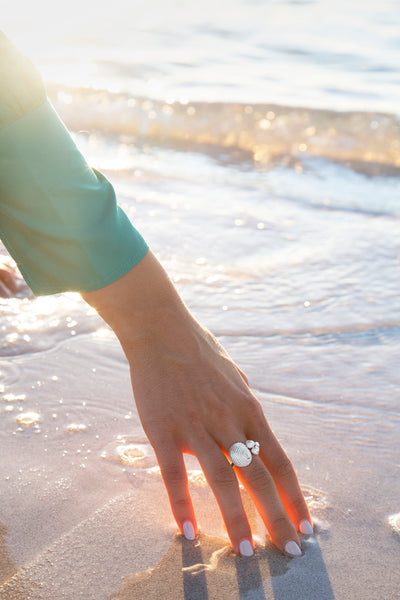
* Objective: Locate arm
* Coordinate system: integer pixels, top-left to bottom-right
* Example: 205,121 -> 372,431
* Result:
82,249 -> 313,556
1,35 -> 312,556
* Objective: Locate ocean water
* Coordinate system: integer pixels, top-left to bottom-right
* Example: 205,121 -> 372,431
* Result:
1,1 -> 400,598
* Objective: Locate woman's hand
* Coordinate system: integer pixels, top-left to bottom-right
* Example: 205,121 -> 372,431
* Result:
0,254 -> 19,297
82,251 -> 313,557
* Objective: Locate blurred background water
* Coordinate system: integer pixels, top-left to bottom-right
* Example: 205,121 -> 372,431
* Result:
1,2 -> 400,595
4,0 -> 400,114
2,0 -> 400,407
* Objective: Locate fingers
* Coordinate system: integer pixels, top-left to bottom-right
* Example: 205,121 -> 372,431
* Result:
194,434 -> 254,556
153,415 -> 310,558
155,430 -> 309,558
235,457 -> 302,556
254,420 -> 313,535
154,443 -> 197,540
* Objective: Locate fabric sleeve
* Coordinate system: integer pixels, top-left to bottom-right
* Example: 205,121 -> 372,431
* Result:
0,30 -> 46,129
0,99 -> 149,296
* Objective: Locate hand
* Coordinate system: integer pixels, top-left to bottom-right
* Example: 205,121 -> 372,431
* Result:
82,251 -> 313,557
0,255 -> 19,297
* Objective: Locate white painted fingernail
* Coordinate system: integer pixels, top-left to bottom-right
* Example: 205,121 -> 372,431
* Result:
239,539 -> 254,557
182,521 -> 195,540
299,519 -> 314,535
284,540 -> 302,557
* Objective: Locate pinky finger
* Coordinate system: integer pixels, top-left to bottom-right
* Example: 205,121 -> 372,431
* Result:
154,444 -> 198,540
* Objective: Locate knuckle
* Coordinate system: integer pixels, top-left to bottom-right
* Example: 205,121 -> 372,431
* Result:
272,456 -> 294,479
249,467 -> 274,492
238,368 -> 249,385
161,463 -> 185,486
187,424 -> 209,445
212,402 -> 230,423
269,515 -> 290,535
226,511 -> 246,531
212,463 -> 236,488
185,408 -> 203,430
142,420 -> 159,440
291,494 -> 307,514
172,497 -> 189,511
143,417 -> 171,442
245,397 -> 264,423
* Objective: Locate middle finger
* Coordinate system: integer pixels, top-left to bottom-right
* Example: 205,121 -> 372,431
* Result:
192,432 -> 255,557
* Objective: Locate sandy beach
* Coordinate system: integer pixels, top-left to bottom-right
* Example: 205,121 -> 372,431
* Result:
0,334 -> 399,599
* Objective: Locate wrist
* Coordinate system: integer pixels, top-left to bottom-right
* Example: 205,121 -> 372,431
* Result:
81,250 -> 192,349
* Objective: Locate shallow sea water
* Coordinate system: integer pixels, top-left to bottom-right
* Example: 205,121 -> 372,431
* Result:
1,1 -> 400,598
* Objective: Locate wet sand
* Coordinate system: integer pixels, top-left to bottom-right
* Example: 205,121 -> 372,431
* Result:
0,332 -> 399,600
0,479 -> 331,600
1,472 -> 398,600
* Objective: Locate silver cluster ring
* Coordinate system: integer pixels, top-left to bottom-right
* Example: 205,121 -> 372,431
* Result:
229,440 -> 260,467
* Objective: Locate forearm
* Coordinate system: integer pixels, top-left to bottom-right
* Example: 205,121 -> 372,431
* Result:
81,250 -> 196,354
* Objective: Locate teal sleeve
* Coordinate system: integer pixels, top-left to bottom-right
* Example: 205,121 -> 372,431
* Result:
0,100 -> 149,296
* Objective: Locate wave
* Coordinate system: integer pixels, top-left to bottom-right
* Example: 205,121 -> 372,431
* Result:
47,83 -> 400,176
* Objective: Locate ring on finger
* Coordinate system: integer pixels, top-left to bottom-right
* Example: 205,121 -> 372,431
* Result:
229,440 -> 260,468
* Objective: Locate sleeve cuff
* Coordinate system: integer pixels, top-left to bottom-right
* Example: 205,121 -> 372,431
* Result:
0,100 -> 149,296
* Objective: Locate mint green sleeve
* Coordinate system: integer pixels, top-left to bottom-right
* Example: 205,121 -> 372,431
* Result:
0,100 -> 149,296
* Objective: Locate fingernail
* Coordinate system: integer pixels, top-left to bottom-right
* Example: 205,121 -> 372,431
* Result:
182,521 -> 196,541
239,539 -> 254,557
299,519 -> 314,535
284,540 -> 302,557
